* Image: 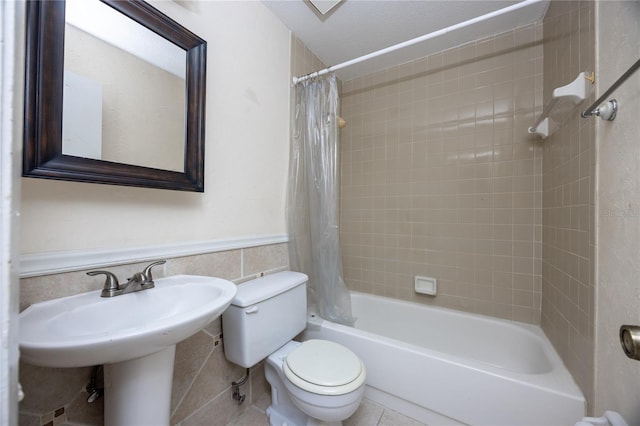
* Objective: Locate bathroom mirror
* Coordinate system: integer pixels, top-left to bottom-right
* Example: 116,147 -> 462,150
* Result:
23,0 -> 207,192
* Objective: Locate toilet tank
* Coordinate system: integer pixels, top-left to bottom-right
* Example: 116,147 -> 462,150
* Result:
222,271 -> 308,368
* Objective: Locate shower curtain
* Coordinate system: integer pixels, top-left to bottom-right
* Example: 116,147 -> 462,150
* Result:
287,74 -> 354,326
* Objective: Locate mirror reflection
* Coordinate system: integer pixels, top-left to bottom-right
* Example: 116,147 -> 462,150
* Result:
62,0 -> 186,172
23,0 -> 206,192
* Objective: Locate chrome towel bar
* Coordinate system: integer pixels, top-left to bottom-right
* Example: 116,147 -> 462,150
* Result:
582,57 -> 640,120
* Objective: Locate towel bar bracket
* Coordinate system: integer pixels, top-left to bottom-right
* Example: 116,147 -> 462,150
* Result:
592,99 -> 618,122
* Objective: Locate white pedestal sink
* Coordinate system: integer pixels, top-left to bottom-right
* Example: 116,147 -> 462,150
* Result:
19,275 -> 237,426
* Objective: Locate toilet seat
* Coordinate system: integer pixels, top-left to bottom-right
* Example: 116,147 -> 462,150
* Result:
283,340 -> 366,396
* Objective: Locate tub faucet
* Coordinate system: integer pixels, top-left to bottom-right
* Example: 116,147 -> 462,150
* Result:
88,260 -> 166,298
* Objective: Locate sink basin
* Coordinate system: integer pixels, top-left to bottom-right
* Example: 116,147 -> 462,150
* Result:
20,274 -> 237,425
20,274 -> 237,368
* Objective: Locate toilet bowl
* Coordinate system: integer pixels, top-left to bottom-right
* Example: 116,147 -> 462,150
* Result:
265,340 -> 366,425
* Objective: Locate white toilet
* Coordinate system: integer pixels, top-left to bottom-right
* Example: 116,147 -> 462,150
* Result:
222,271 -> 366,426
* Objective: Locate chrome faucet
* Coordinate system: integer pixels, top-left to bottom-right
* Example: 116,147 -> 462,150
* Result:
88,260 -> 167,298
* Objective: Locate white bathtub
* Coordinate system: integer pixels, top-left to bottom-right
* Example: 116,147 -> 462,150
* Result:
302,292 -> 585,426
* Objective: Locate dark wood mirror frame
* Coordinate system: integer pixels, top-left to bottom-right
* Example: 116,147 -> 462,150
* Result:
23,0 -> 207,192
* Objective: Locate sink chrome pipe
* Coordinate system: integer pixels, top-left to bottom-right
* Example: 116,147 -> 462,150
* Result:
88,260 -> 166,297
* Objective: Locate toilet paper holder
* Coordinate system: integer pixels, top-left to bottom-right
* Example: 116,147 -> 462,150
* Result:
619,325 -> 640,360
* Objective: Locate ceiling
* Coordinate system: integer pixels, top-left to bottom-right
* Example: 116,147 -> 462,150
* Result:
263,0 -> 549,81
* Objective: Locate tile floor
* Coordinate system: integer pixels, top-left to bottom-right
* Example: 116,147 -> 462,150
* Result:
226,398 -> 426,426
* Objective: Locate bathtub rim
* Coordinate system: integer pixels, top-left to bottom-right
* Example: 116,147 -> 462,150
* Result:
306,290 -> 585,403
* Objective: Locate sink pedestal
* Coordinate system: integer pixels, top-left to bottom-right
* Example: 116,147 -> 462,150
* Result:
103,346 -> 176,426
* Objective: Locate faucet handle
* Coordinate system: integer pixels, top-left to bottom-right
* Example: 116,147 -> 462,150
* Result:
141,260 -> 166,285
87,270 -> 120,297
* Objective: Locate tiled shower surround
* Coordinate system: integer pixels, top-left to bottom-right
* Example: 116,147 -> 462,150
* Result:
18,243 -> 288,426
339,24 -> 544,324
291,35 -> 327,80
540,0 -> 595,408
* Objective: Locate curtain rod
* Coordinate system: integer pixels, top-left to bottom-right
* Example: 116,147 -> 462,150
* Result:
292,0 -> 545,85
581,57 -> 640,118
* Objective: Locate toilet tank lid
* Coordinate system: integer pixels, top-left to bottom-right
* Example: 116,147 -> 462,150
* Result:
230,271 -> 308,307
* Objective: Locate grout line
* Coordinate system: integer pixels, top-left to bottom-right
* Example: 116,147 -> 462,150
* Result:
170,338 -> 217,421
240,249 -> 245,277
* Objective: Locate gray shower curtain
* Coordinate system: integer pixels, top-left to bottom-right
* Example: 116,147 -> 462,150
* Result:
287,74 -> 354,326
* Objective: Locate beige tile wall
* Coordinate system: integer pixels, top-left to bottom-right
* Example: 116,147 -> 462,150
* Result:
18,243 -> 288,426
291,35 -> 327,81
540,0 -> 595,409
339,25 -> 544,323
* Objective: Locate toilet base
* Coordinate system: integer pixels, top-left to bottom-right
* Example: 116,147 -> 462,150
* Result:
265,341 -> 364,426
267,356 -> 332,426
266,390 -> 342,426
267,404 -> 341,426
265,375 -> 311,426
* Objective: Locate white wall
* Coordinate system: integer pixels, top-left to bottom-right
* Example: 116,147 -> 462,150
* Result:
595,1 -> 640,422
1,0 -> 24,423
20,0 -> 292,254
